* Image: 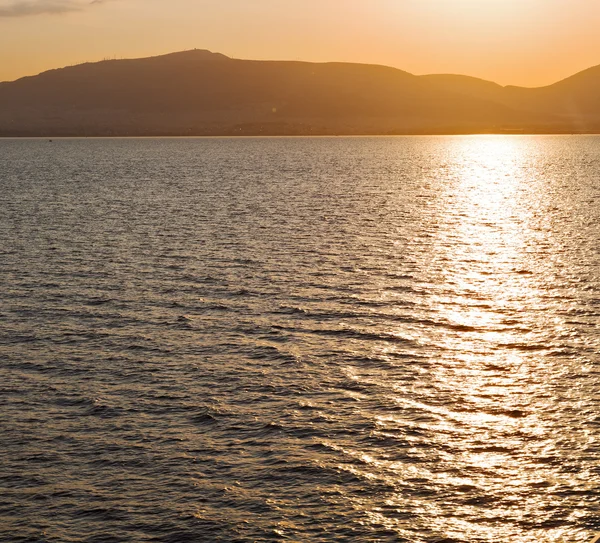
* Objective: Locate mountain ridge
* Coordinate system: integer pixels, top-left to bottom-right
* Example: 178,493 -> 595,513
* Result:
1,49 -> 600,136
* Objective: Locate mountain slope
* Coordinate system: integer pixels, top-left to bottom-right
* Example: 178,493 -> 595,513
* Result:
502,65 -> 600,130
0,50 -> 598,136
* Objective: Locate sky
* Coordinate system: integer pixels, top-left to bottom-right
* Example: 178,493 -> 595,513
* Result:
1,0 -> 600,86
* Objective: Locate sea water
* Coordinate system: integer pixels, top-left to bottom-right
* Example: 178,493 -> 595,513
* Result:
1,136 -> 599,542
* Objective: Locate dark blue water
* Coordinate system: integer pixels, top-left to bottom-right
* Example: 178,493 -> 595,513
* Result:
1,136 -> 599,542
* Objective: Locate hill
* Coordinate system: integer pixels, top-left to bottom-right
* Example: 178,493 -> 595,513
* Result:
1,49 -> 599,136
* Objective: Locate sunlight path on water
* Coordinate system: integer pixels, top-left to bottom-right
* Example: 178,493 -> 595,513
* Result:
342,137 -> 599,542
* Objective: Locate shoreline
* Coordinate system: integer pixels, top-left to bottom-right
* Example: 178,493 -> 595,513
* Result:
2,131 -> 600,139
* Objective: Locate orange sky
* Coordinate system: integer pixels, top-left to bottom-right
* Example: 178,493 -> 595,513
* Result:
1,0 -> 599,86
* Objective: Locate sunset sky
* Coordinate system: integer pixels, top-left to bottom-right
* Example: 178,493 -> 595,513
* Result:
1,0 -> 599,87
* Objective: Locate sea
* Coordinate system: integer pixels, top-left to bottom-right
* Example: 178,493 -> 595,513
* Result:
1,136 -> 599,543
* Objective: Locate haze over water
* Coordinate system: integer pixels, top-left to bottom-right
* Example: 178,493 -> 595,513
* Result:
1,136 -> 599,542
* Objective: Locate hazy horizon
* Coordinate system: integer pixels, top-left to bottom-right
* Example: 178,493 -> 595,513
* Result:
2,0 -> 600,86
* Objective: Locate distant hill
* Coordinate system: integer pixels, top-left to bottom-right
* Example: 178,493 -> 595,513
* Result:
1,49 -> 600,136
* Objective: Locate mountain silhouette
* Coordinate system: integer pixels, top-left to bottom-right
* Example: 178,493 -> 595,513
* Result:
1,49 -> 599,136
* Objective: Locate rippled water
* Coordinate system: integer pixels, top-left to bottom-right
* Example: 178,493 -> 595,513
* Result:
1,136 -> 599,543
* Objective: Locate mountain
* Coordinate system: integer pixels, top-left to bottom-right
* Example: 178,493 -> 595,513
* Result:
1,49 -> 599,136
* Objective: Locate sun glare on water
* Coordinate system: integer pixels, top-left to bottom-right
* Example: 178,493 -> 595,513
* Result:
417,137 -> 559,541
345,136 -> 594,543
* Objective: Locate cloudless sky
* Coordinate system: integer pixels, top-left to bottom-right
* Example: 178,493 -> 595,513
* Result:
1,0 -> 599,86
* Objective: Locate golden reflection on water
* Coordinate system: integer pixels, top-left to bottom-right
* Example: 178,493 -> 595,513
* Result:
385,137 -> 579,542
338,137 -> 599,542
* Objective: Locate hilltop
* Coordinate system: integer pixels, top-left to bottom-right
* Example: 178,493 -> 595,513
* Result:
1,49 -> 600,136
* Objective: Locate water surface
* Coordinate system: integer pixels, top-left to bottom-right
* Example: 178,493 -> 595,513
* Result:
1,136 -> 599,542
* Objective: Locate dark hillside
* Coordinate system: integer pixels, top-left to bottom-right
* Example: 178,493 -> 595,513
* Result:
1,49 -> 598,136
